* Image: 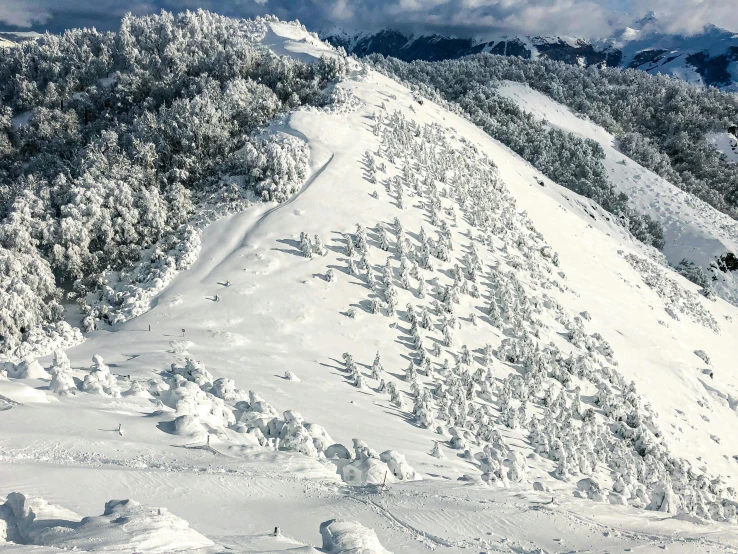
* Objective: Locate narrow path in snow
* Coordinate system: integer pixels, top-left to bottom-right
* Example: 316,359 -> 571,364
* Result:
152,123 -> 336,306
351,495 -> 472,549
149,205 -> 271,309
198,149 -> 336,283
228,152 -> 335,256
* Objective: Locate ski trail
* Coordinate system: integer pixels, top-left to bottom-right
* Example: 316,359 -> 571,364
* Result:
152,138 -> 334,303
202,122 -> 334,280
207,150 -> 335,279
349,495 -> 473,550
149,205 -> 270,307
535,503 -> 738,553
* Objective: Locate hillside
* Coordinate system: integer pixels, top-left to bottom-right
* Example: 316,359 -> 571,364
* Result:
3,15 -> 738,554
496,81 -> 738,306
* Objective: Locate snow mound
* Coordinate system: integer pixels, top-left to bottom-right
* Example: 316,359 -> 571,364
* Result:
325,443 -> 352,460
172,358 -> 213,388
81,355 -> 121,397
379,450 -> 419,481
304,422 -> 333,452
0,380 -> 50,404
48,350 -> 75,395
170,414 -> 208,439
337,442 -> 418,485
155,358 -> 340,458
5,357 -> 48,380
279,410 -> 319,457
160,376 -> 234,431
341,457 -> 395,485
209,377 -> 248,401
320,519 -> 393,554
123,380 -> 153,398
0,493 -> 212,552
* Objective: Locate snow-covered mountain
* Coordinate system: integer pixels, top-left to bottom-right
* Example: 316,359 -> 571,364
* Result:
0,31 -> 42,49
322,18 -> 738,90
3,15 -> 738,554
323,28 -> 623,66
614,25 -> 738,90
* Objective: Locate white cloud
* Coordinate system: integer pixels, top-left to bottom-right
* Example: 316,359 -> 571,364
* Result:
0,0 -> 736,38
638,0 -> 738,35
0,0 -> 50,28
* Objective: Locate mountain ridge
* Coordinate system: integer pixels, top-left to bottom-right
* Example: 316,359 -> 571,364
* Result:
322,23 -> 738,90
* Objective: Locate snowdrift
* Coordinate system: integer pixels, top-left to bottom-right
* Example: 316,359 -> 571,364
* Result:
320,520 -> 393,554
0,493 -> 213,552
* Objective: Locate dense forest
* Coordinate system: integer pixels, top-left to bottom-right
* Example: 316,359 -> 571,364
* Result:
0,11 -> 346,351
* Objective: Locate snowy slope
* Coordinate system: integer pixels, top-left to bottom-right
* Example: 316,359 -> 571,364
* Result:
3,20 -> 738,554
498,81 -> 738,306
707,132 -> 738,164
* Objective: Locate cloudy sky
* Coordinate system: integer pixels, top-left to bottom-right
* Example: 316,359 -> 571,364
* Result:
0,0 -> 736,39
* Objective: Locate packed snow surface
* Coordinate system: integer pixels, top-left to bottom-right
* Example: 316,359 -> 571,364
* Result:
3,19 -> 738,554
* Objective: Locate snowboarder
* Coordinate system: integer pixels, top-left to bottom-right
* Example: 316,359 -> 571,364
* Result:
214,295 -> 219,302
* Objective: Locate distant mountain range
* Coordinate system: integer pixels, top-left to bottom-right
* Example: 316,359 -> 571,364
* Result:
0,31 -> 42,49
321,14 -> 738,90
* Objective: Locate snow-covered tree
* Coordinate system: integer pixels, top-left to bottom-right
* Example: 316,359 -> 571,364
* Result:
300,232 -> 314,259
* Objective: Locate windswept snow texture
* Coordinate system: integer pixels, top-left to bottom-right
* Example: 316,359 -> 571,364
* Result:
497,81 -> 738,306
3,18 -> 738,554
